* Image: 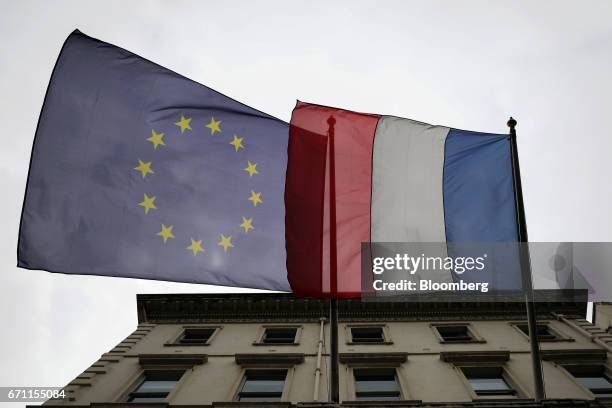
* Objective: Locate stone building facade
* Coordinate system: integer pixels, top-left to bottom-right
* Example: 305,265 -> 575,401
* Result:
44,293 -> 612,407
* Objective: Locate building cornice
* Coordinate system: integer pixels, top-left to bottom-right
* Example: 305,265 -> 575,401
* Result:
137,291 -> 587,324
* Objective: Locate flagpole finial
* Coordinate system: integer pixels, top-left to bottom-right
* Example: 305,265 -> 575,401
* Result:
507,117 -> 517,131
327,115 -> 336,126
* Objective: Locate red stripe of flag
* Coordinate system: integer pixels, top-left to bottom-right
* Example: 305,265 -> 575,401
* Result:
285,101 -> 380,298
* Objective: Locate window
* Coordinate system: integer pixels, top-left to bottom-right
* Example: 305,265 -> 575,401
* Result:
254,326 -> 302,345
166,326 -> 220,346
436,325 -> 473,342
353,368 -> 402,400
236,370 -> 287,401
511,322 -> 573,342
261,328 -> 297,344
565,365 -> 612,397
462,367 -> 515,397
432,323 -> 484,344
350,327 -> 385,344
576,376 -> 612,396
515,324 -> 558,341
127,371 -> 183,403
179,328 -> 216,344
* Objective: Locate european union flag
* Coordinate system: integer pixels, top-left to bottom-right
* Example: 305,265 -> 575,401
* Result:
18,30 -> 290,291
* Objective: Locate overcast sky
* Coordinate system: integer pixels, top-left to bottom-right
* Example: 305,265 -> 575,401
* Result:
1,0 -> 612,401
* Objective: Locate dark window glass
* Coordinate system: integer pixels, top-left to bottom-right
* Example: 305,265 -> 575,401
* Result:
351,327 -> 385,343
516,324 -> 558,340
127,371 -> 183,402
565,366 -> 612,397
262,328 -> 297,344
354,368 -> 401,400
237,370 -> 287,401
464,370 -> 514,396
179,328 -> 215,344
575,376 -> 612,396
436,325 -> 473,342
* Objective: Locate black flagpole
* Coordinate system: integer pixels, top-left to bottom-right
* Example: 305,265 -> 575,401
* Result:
327,115 -> 340,403
507,117 -> 546,401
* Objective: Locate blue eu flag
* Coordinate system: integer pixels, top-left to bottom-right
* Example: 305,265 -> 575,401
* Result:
18,30 -> 290,291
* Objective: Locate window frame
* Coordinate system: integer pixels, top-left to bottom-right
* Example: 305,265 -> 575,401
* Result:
431,323 -> 485,344
345,324 -> 393,345
559,363 -> 612,399
453,364 -> 525,400
231,367 -> 293,402
122,369 -> 186,403
351,367 -> 404,401
253,325 -> 302,346
509,321 -> 574,343
165,325 -> 221,347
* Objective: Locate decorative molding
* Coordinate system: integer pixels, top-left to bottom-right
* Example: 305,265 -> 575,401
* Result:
439,351 -> 510,364
235,353 -> 305,366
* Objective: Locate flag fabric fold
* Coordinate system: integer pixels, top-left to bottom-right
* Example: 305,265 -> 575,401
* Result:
18,30 -> 291,291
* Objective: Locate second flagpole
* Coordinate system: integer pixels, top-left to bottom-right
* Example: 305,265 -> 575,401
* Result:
508,117 -> 546,401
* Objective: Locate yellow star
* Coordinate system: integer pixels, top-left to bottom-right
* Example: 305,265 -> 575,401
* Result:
134,160 -> 155,178
218,234 -> 234,252
186,238 -> 204,256
156,224 -> 175,243
248,191 -> 262,207
240,217 -> 254,233
138,194 -> 157,214
229,135 -> 244,152
146,130 -> 166,150
244,161 -> 259,177
174,114 -> 192,134
206,117 -> 222,135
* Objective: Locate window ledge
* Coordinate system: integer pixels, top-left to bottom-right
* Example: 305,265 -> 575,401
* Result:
339,352 -> 407,366
471,397 -> 527,402
342,400 -> 422,405
527,338 -> 576,343
213,402 -> 291,408
138,354 -> 207,368
440,351 -> 509,364
252,342 -> 300,346
164,342 -> 210,347
541,349 -> 607,363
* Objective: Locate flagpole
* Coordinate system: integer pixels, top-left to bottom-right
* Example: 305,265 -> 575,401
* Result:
327,115 -> 340,403
507,117 -> 546,401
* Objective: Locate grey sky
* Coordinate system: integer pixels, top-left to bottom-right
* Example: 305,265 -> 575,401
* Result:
1,0 -> 611,401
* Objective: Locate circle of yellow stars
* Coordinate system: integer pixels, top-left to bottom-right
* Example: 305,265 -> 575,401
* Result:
133,113 -> 261,257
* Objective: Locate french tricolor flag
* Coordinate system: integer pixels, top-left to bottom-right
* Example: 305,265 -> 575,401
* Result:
285,102 -> 521,298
